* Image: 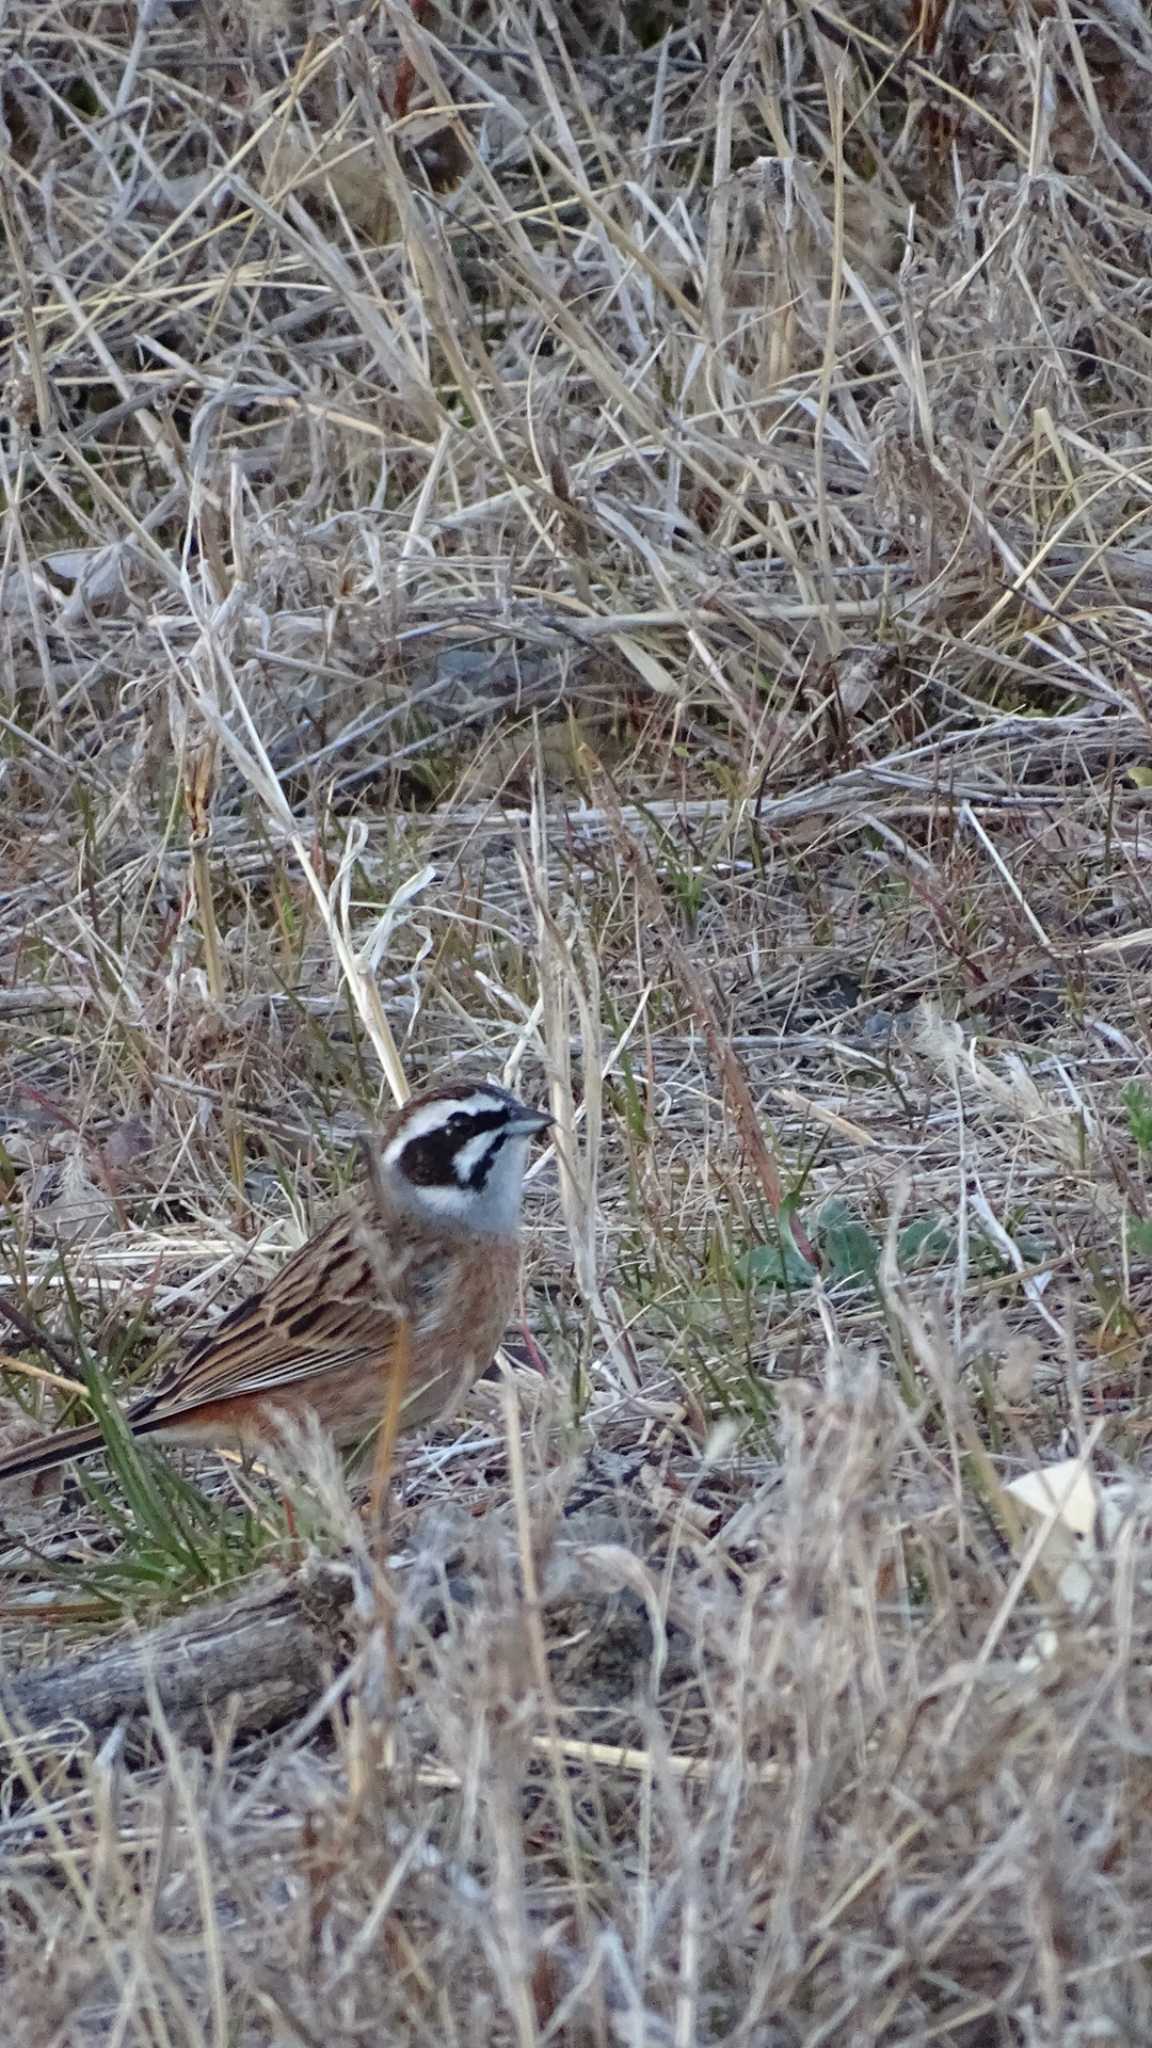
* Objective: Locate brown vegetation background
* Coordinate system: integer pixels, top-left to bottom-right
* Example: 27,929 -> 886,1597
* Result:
3,1 -> 1152,2041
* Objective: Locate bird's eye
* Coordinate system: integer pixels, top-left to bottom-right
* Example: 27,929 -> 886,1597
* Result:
448,1112 -> 466,1134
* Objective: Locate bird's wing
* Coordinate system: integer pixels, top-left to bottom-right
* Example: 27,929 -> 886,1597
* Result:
142,1208 -> 402,1415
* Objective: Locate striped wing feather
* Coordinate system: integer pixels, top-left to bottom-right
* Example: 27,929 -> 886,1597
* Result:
0,1181 -> 521,1480
141,1209 -> 400,1421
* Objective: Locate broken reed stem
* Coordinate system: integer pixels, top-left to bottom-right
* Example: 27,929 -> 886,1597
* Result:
0,1291 -> 80,1382
191,839 -> 226,1005
592,761 -> 815,1258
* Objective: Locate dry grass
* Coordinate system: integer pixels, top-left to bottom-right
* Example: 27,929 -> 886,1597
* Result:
4,0 -> 1152,2038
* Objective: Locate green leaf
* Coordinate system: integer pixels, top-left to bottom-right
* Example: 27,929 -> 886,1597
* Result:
734,1236 -> 817,1289
1123,1082 -> 1152,1154
1129,1218 -> 1152,1257
817,1199 -> 879,1283
897,1217 -> 956,1268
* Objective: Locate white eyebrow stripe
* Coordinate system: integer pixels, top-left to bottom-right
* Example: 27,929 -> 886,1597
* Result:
382,1091 -> 508,1164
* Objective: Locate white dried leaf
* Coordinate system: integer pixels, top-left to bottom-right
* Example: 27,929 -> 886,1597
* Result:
28,1148 -> 117,1246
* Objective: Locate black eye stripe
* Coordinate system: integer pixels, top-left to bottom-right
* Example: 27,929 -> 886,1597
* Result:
463,1131 -> 506,1190
399,1109 -> 510,1189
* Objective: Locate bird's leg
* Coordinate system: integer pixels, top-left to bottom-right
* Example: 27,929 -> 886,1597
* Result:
369,1312 -> 411,1535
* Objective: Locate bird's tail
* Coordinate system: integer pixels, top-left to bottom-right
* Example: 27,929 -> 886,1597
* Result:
0,1419 -> 109,1484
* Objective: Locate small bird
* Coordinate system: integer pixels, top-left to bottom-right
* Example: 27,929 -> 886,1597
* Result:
0,1080 -> 552,1487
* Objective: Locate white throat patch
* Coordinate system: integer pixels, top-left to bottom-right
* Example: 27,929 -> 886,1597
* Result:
391,1131 -> 533,1233
379,1088 -> 536,1235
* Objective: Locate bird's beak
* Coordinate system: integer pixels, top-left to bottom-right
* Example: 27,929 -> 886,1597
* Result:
506,1107 -> 554,1137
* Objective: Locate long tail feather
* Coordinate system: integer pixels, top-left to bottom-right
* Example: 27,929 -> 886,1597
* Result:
0,1420 -> 109,1483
